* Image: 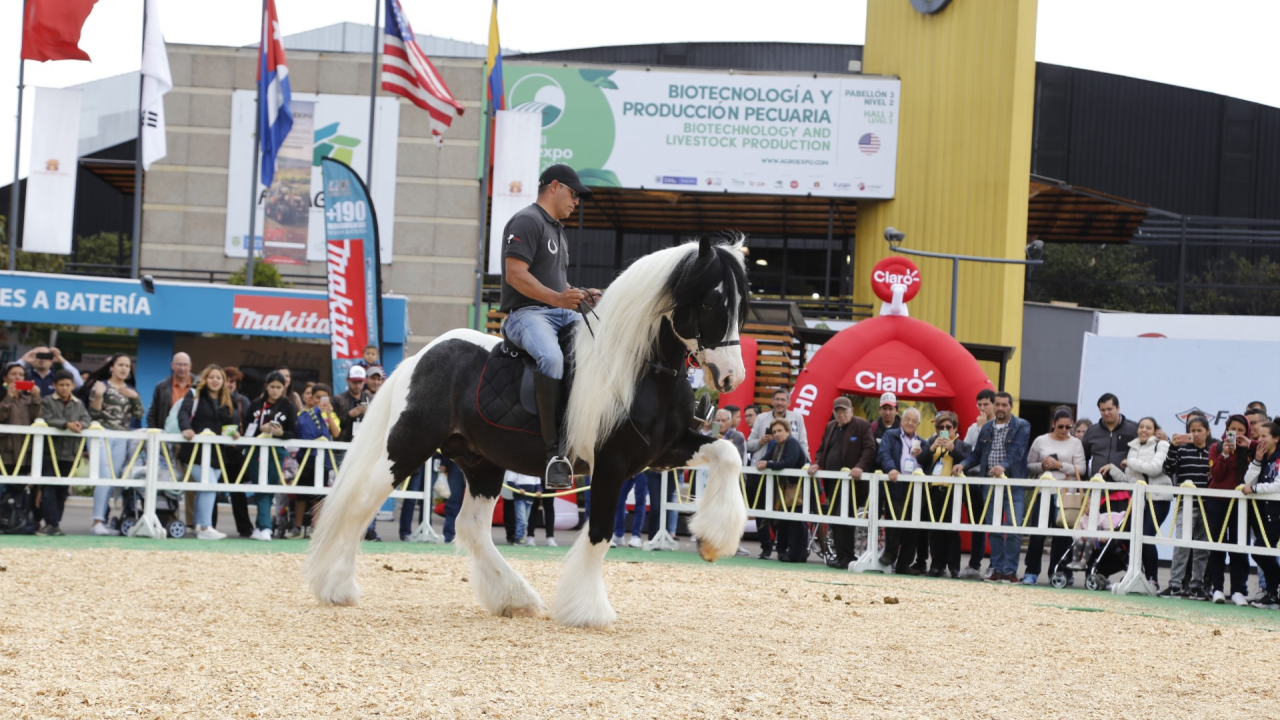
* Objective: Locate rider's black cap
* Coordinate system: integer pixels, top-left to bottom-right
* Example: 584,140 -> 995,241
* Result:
538,164 -> 593,199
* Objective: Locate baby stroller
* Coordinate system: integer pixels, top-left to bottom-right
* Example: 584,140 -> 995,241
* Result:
1049,509 -> 1129,591
119,487 -> 187,538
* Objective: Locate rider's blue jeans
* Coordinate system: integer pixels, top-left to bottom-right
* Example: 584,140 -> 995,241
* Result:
502,306 -> 577,380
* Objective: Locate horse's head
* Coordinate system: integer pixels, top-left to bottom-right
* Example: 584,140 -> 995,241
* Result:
668,236 -> 750,393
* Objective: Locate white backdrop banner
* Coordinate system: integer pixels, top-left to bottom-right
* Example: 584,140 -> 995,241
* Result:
225,91 -> 400,264
1077,334 -> 1274,431
1094,312 -> 1280,341
487,110 -> 543,274
503,64 -> 901,199
23,87 -> 81,255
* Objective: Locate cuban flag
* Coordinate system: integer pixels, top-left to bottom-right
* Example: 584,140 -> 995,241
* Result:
257,0 -> 292,187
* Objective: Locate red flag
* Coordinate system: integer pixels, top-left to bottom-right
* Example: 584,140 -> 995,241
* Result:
22,0 -> 99,62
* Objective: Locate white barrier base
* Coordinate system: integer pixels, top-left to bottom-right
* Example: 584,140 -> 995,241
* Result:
1111,569 -> 1158,596
851,548 -> 893,574
126,512 -> 166,540
407,521 -> 443,544
643,529 -> 679,552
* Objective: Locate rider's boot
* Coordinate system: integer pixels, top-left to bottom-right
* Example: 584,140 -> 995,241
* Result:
535,371 -> 574,490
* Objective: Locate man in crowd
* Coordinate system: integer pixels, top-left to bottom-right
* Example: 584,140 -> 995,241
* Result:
809,395 -> 876,569
146,352 -> 193,428
723,404 -> 742,434
19,346 -> 83,397
954,392 -> 1030,584
36,370 -> 92,535
877,406 -> 924,574
712,408 -> 746,462
365,365 -> 385,396
1081,392 -> 1138,478
959,388 -> 998,578
870,392 -> 901,444
333,366 -> 369,443
746,387 -> 809,463
741,405 -> 758,436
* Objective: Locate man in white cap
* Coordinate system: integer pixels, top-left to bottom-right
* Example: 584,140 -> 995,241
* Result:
870,391 -> 901,446
333,365 -> 369,443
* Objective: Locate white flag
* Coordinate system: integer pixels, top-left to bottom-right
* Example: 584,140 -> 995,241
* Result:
23,88 -> 82,255
140,0 -> 171,171
486,111 -> 543,274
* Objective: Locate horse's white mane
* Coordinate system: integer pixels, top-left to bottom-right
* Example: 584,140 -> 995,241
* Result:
565,239 -> 741,468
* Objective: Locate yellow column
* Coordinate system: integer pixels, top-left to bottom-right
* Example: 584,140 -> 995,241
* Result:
854,0 -> 1038,398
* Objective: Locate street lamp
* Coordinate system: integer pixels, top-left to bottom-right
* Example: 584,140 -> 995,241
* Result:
882,227 -> 1044,338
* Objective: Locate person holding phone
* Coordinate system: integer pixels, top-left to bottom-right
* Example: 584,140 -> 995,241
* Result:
244,372 -> 297,541
19,346 -> 83,397
289,383 -> 340,539
1206,415 -> 1253,604
1022,408 -> 1087,585
1241,421 -> 1280,609
917,411 -> 972,577
1160,415 -> 1214,599
1097,417 -> 1172,588
0,362 -> 43,481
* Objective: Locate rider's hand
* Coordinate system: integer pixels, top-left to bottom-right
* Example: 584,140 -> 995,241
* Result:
551,287 -> 587,310
585,288 -> 602,307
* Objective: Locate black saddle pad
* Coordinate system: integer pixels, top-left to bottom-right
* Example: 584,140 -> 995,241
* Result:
476,343 -> 541,435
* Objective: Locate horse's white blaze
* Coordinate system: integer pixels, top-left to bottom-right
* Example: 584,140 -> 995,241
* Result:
701,343 -> 745,393
457,492 -> 546,617
687,439 -> 748,561
552,525 -> 617,629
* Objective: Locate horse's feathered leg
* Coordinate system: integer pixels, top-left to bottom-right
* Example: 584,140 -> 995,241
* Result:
552,459 -> 623,629
454,465 -> 547,618
683,435 -> 748,562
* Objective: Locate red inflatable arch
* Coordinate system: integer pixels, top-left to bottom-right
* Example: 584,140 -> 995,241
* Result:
782,257 -> 995,460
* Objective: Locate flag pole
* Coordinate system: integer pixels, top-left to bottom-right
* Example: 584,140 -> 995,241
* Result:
245,0 -> 266,287
130,0 -> 148,279
472,92 -> 492,331
7,0 -> 27,271
366,0 -> 383,351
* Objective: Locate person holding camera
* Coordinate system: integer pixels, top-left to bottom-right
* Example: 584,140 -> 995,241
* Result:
917,411 -> 973,578
1,362 -> 42,475
19,346 -> 83,397
244,371 -> 297,541
1160,415 -> 1214,599
1022,408 -> 1087,585
1206,414 -> 1253,604
38,370 -> 93,535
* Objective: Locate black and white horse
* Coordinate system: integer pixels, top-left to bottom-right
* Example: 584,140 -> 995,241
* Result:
306,236 -> 750,628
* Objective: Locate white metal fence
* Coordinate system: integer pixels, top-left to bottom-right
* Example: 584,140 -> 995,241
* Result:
649,466 -> 1280,595
3,421 -> 437,541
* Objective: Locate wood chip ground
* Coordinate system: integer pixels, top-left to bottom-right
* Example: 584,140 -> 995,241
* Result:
1,547 -> 1277,719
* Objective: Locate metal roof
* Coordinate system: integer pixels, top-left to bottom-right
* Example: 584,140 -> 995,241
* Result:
279,22 -> 514,58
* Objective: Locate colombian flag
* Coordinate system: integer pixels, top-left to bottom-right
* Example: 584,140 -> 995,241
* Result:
486,1 -> 503,112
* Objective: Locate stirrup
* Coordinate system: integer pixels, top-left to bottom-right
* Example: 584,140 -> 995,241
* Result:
544,456 -> 574,490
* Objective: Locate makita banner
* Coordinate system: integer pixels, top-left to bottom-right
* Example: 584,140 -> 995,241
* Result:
321,158 -> 380,394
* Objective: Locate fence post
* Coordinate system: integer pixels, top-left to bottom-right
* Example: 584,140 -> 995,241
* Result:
851,474 -> 884,573
644,470 -> 679,551
1112,483 -> 1155,595
127,429 -> 166,539
29,420 -> 45,481
407,462 -> 443,543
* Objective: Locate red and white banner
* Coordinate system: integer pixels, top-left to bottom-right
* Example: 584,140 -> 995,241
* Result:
23,87 -> 81,255
325,238 -> 370,361
232,295 -> 330,335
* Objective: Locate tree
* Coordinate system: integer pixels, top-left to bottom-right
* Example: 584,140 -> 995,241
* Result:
227,262 -> 289,288
1024,243 -> 1174,313
74,232 -> 130,273
0,215 -> 66,273
1188,253 -> 1280,316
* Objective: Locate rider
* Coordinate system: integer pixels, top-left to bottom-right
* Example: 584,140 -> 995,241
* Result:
500,164 -> 600,490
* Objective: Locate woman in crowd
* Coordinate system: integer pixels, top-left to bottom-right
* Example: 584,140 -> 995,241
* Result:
1023,408 -> 1087,585
918,411 -> 971,578
177,365 -> 238,541
288,382 -> 340,539
1160,415 -> 1213,599
1241,421 -> 1280,609
299,382 -> 315,411
244,371 -> 297,541
275,366 -> 305,416
220,366 -> 254,537
1073,419 -> 1092,441
1,362 -> 42,480
1206,414 -> 1253,605
1099,416 -> 1171,587
756,418 -> 808,562
82,353 -> 145,535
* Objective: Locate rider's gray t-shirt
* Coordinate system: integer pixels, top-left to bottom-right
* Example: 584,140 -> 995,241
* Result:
499,203 -> 569,313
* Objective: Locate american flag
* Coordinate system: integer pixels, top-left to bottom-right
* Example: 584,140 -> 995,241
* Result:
858,132 -> 881,155
381,0 -> 464,137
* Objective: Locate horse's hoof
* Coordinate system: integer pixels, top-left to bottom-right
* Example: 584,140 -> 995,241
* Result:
696,538 -> 720,563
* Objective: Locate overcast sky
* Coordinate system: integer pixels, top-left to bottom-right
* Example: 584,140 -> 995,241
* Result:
2,0 -> 1277,184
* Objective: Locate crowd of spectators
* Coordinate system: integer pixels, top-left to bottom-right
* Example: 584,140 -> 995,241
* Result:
731,386 -> 1280,609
